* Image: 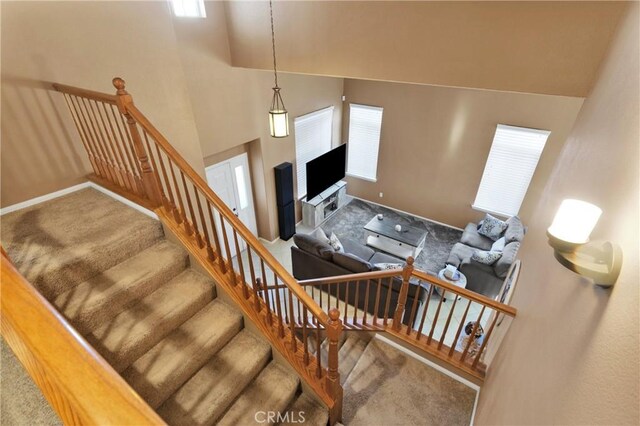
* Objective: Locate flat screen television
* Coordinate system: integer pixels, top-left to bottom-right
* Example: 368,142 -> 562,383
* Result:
306,144 -> 347,201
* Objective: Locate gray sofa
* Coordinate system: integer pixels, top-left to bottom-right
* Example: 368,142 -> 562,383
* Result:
291,233 -> 428,325
446,216 -> 524,300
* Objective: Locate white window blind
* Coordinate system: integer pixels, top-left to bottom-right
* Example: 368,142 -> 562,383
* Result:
171,0 -> 206,17
294,107 -> 334,199
473,124 -> 551,217
347,104 -> 383,181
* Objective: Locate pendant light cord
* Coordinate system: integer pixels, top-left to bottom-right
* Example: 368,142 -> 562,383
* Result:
270,0 -> 279,89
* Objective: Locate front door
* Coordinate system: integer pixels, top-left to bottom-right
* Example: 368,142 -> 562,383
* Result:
205,153 -> 258,259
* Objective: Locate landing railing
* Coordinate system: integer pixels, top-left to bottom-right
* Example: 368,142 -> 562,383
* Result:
53,78 -> 344,424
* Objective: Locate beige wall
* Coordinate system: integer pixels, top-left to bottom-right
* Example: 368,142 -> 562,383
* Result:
172,1 -> 344,240
476,3 -> 639,424
225,1 -> 626,97
342,79 -> 584,229
1,1 -> 205,208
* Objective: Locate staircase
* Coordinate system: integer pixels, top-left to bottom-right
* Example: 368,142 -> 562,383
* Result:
1,188 -> 327,425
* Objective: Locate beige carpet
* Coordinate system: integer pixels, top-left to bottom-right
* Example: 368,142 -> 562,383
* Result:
342,338 -> 476,426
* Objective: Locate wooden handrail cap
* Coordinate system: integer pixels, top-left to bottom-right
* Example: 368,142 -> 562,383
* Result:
328,308 -> 340,321
112,77 -> 127,94
406,256 -> 415,266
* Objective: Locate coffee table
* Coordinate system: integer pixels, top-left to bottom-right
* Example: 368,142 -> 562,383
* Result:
363,216 -> 427,260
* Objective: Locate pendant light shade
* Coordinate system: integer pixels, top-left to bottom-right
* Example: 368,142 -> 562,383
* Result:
269,87 -> 289,138
268,0 -> 288,138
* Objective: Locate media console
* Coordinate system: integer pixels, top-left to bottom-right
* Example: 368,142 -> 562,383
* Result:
301,181 -> 347,229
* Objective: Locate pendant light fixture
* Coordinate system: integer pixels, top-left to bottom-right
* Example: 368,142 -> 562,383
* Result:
268,0 -> 289,138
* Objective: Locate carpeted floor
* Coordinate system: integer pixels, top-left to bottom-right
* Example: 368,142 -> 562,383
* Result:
321,198 -> 462,274
342,337 -> 477,426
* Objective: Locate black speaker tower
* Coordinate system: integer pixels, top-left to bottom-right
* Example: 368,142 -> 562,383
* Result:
274,162 -> 295,240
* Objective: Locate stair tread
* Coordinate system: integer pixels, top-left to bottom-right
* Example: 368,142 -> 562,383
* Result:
157,330 -> 271,426
339,336 -> 369,384
280,393 -> 328,426
86,269 -> 214,372
54,241 -> 188,333
217,361 -> 299,426
122,300 -> 243,408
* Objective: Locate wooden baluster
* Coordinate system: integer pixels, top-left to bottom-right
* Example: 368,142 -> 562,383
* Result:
460,306 -> 486,363
438,294 -> 459,350
342,282 -> 350,325
219,213 -> 233,271
373,278 -> 382,325
233,231 -> 248,297
352,281 -> 360,324
116,109 -> 145,195
287,291 -> 297,352
363,279 -> 371,326
246,246 -> 260,311
253,277 -> 263,314
92,100 -> 126,189
406,280 -> 423,335
62,94 -> 100,176
142,131 -> 170,210
393,257 -> 414,331
297,298 -> 303,325
180,171 -> 202,247
449,300 -> 472,357
335,283 -> 340,311
77,97 -> 114,182
383,277 -> 393,326
471,312 -> 499,370
167,161 -> 189,230
261,261 -> 272,325
206,200 -> 223,268
427,288 -> 446,344
100,103 -> 134,192
85,98 -> 120,184
273,273 -> 285,338
302,307 -> 309,365
192,191 -> 214,262
108,104 -> 140,193
326,309 -> 344,426
417,285 -> 435,341
315,327 -> 322,378
155,145 -> 181,223
112,77 -> 162,207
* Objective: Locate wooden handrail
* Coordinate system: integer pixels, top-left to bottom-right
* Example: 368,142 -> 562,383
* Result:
1,251 -> 164,425
52,83 -> 118,104
297,269 -> 401,286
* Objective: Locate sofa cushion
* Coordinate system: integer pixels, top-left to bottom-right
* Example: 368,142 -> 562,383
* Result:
477,214 -> 508,241
370,251 -> 404,266
333,252 -> 372,273
341,238 -> 375,261
505,216 -> 525,243
446,242 -> 476,267
460,223 -> 493,251
293,234 -> 335,260
494,241 -> 520,278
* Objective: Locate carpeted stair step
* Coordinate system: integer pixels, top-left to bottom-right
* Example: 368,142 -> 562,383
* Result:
1,188 -> 163,299
54,241 -> 188,333
122,300 -> 243,408
280,393 -> 329,426
338,335 -> 368,384
157,330 -> 271,426
217,361 -> 299,426
86,269 -> 215,372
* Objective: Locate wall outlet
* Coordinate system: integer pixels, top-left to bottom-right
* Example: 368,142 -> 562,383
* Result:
342,95 -> 346,102
379,192 -> 383,198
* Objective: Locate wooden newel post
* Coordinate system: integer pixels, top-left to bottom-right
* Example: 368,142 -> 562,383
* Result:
112,77 -> 163,208
326,308 -> 343,425
393,256 -> 414,331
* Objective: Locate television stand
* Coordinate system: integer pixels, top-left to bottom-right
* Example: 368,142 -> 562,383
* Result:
302,181 -> 347,229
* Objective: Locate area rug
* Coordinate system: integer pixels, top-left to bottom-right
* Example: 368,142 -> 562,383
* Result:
320,198 -> 462,274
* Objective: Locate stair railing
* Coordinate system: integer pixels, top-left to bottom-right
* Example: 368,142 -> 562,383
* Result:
1,249 -> 164,425
53,78 -> 344,424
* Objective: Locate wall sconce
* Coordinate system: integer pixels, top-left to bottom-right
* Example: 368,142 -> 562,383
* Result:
547,199 -> 623,287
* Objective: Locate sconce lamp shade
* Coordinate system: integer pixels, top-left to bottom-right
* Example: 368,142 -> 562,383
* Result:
548,199 -> 602,245
269,87 -> 289,138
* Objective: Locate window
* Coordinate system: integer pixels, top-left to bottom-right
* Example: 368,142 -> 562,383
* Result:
171,0 -> 206,17
294,107 -> 334,199
473,124 -> 551,217
347,104 -> 383,181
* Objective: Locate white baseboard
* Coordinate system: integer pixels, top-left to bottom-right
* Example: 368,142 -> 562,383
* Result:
0,181 -> 158,220
259,236 -> 281,245
349,195 -> 464,231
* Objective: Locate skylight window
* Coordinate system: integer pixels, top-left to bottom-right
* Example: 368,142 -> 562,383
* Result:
171,0 -> 206,18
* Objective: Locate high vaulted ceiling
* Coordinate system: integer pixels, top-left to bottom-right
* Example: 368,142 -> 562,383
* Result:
224,1 -> 627,97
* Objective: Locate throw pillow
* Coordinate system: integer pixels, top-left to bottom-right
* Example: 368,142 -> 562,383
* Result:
374,262 -> 404,270
494,241 -> 520,278
292,234 -> 335,260
505,216 -> 525,243
471,249 -> 503,265
477,214 -> 508,241
491,236 -> 506,252
311,227 -> 330,245
329,232 -> 344,252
